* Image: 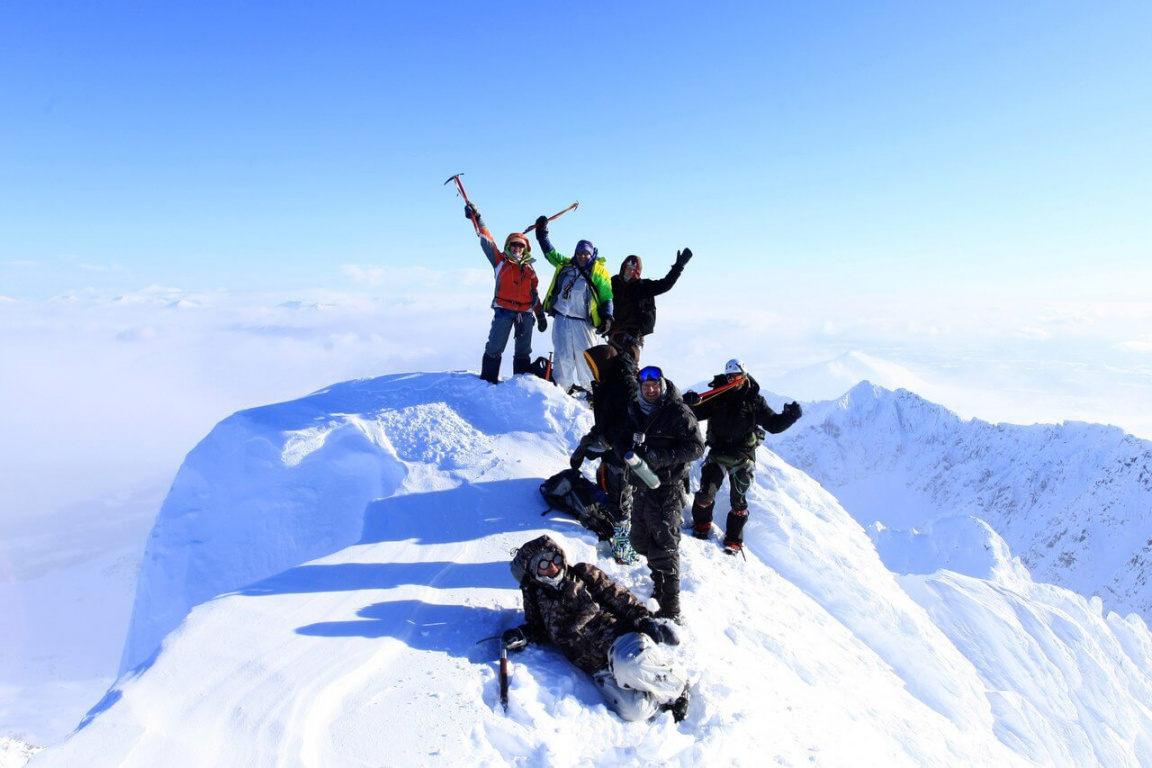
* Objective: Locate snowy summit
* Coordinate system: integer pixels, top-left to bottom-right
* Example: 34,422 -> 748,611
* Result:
29,372 -> 1152,766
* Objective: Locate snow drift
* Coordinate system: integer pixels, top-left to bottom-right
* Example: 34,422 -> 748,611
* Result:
30,372 -> 1152,766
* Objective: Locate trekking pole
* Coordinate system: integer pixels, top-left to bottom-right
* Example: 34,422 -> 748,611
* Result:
522,201 -> 579,234
444,173 -> 481,235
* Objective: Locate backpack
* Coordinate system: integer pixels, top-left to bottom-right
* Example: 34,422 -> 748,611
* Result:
529,355 -> 554,383
539,469 -> 616,541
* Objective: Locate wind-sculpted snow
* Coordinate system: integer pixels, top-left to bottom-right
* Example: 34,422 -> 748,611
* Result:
120,373 -> 589,673
31,372 -> 1152,766
768,381 -> 1152,619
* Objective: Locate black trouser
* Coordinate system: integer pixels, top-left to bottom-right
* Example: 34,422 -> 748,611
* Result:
597,458 -> 633,526
691,454 -> 755,545
630,485 -> 684,619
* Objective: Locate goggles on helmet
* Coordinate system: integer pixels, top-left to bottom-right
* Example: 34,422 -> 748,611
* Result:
637,366 -> 663,382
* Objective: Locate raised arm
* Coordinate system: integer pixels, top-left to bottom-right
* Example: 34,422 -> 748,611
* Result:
756,397 -> 802,435
533,214 -> 568,267
466,203 -> 500,267
642,248 -> 693,298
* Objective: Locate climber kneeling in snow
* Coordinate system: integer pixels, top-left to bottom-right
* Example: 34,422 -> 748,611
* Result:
504,534 -> 689,722
684,359 -> 802,555
570,340 -> 643,565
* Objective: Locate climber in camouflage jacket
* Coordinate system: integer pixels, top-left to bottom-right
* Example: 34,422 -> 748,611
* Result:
509,535 -> 651,674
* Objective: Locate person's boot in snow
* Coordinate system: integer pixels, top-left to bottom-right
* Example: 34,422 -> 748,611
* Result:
512,355 -> 531,375
690,499 -> 714,539
610,519 -> 639,565
724,507 -> 748,548
480,354 -> 501,384
654,575 -> 682,624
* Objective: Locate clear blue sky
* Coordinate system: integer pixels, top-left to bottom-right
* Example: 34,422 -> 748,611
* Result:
2,1 -> 1149,298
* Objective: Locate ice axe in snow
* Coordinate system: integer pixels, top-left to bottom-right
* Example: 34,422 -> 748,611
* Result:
522,201 -> 579,234
476,634 -> 510,712
444,173 -> 481,235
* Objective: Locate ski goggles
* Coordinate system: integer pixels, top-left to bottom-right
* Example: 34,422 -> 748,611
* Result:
533,551 -> 563,574
637,366 -> 663,382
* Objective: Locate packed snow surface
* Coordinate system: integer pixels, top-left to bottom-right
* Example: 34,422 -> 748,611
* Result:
31,373 -> 1152,766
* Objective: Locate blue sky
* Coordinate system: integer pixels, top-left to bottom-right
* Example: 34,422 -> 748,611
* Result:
3,2 -> 1149,298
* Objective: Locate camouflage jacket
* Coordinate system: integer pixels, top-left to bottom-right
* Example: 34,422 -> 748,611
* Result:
521,562 -> 652,674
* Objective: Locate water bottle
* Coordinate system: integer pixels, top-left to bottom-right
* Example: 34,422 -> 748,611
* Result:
624,451 -> 661,489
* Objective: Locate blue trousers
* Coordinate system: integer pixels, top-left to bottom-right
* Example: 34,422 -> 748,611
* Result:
484,308 -> 534,359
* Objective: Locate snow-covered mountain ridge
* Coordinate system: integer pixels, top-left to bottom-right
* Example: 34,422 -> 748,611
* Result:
767,381 -> 1152,620
30,372 -> 1152,766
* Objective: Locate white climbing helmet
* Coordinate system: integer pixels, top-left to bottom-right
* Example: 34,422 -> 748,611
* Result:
724,359 -> 746,376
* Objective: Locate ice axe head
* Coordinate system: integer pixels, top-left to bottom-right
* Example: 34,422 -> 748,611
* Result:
444,173 -> 470,200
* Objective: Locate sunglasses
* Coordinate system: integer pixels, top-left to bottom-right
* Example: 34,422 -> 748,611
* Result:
638,366 -> 663,382
508,242 -> 526,251
574,250 -> 593,257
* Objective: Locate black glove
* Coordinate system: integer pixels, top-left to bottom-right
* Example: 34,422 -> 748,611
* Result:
534,215 -> 549,237
597,315 -> 613,335
637,617 -> 680,646
502,627 -> 529,652
465,202 -> 479,220
536,313 -> 547,332
783,401 -> 802,421
674,248 -> 693,268
682,391 -> 701,406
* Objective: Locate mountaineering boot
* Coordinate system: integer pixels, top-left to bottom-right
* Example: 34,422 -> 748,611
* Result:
512,355 -> 531,375
480,354 -> 501,384
724,508 -> 749,548
723,541 -> 743,556
610,520 -> 639,565
690,499 -> 714,539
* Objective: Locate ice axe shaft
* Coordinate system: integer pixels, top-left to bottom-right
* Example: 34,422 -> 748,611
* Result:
499,646 -> 509,713
523,202 -> 579,234
445,173 -> 481,235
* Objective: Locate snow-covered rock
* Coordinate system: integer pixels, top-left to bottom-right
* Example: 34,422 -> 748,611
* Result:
768,381 -> 1152,619
0,738 -> 40,768
29,372 -> 1152,766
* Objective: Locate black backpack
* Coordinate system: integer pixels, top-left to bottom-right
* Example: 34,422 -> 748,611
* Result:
529,355 -> 554,383
539,469 -> 615,541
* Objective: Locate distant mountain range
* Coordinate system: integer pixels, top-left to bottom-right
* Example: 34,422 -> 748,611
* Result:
767,380 -> 1152,619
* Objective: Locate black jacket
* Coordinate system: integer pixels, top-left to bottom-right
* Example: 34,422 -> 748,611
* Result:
690,374 -> 798,461
611,264 -> 684,337
618,380 -> 705,488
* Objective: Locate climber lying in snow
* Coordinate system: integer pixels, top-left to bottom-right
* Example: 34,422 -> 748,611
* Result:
504,534 -> 689,722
